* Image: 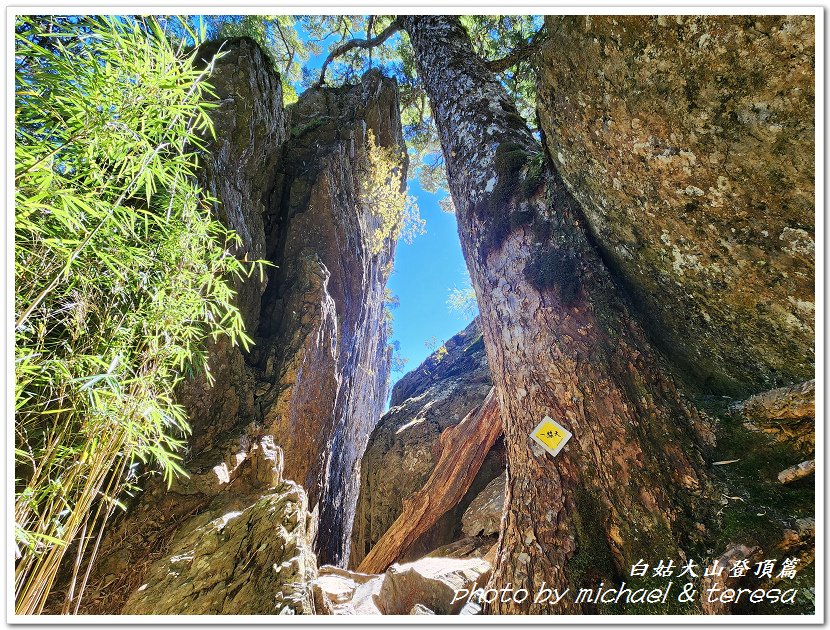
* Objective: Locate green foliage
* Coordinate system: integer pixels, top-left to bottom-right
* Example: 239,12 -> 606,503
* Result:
460,15 -> 543,121
447,286 -> 479,318
14,15 -> 260,613
389,340 -> 409,374
384,287 -> 400,310
302,15 -> 402,87
383,287 -> 399,328
358,129 -> 425,255
438,195 -> 457,214
447,270 -> 479,318
294,15 -> 543,195
390,353 -> 409,374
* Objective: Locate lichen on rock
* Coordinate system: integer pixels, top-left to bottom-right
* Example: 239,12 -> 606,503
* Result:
122,479 -> 317,615
536,15 -> 815,395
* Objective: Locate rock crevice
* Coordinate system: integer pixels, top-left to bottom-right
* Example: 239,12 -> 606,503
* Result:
351,319 -> 504,569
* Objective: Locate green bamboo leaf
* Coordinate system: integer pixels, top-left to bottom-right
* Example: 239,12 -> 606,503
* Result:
14,15 -> 257,613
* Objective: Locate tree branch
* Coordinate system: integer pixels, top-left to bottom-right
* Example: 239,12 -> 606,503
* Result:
273,20 -> 295,75
484,25 -> 547,73
315,18 -> 402,87
366,15 -> 376,67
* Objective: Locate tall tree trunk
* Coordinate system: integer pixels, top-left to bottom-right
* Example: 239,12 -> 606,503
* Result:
401,16 -> 713,613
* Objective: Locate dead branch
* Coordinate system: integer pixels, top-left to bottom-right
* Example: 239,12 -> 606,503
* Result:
732,379 -> 814,421
732,379 -> 815,455
356,389 -> 502,574
778,459 -> 815,484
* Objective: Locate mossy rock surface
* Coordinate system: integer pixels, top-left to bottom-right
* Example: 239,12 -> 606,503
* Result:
537,15 -> 815,395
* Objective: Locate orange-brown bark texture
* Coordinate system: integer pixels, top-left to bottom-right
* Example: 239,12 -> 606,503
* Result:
402,16 -> 715,613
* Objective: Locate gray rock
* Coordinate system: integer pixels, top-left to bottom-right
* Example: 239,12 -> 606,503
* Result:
536,16 -> 815,395
122,479 -> 317,615
176,36 -> 286,457
377,557 -> 491,615
311,566 -> 384,615
410,603 -> 435,614
461,472 -> 505,537
351,319 -> 505,567
311,557 -> 491,616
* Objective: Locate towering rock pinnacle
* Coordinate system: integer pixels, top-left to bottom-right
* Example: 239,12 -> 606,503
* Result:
257,68 -> 405,565
68,39 -> 404,613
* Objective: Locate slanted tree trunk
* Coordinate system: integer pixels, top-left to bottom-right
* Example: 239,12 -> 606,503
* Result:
401,16 -> 713,613
357,388 -> 501,574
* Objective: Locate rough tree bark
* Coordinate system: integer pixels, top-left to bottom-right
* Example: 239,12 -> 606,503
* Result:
401,16 -> 713,613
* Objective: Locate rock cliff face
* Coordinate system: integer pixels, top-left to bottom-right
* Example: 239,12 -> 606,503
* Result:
170,37 -> 284,466
350,319 -> 504,568
536,16 -> 815,395
73,38 -> 402,613
254,71 -> 403,565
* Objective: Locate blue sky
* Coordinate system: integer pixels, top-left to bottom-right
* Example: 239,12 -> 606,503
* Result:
287,20 -> 475,392
386,181 -> 474,388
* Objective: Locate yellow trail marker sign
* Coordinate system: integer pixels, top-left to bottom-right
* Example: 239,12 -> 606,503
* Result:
530,416 -> 572,457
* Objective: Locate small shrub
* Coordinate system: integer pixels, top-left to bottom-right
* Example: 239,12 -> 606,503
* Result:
358,129 -> 425,255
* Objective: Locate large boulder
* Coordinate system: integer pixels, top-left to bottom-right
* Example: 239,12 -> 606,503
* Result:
174,35 -> 287,462
461,472 -> 505,538
350,319 -> 504,568
536,16 -> 815,395
122,476 -> 316,614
